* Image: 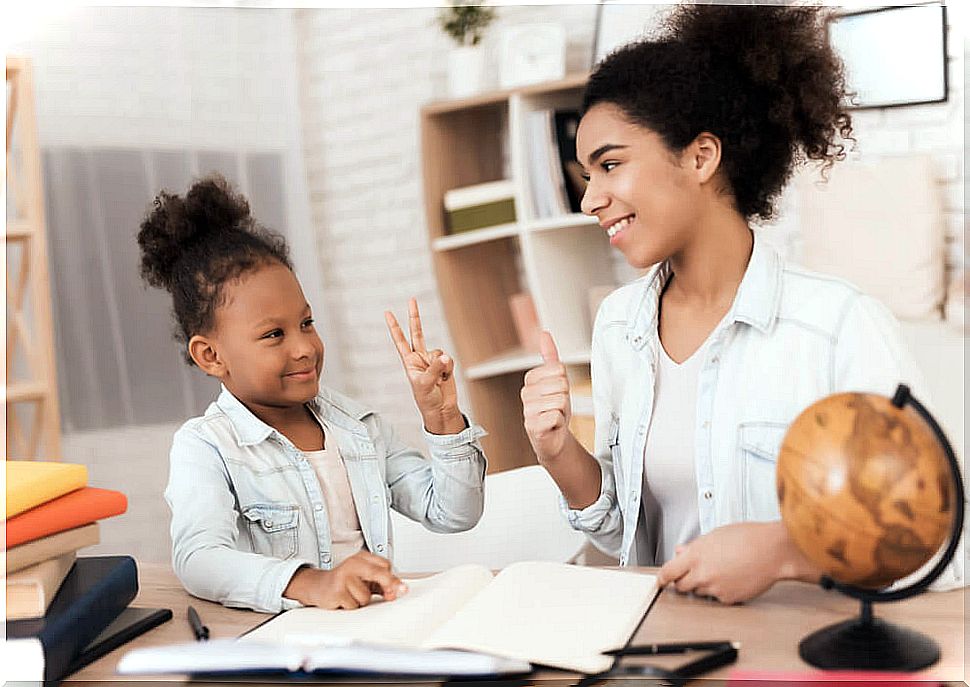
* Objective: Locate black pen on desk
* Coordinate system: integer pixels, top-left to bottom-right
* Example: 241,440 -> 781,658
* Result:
187,605 -> 210,641
604,640 -> 738,656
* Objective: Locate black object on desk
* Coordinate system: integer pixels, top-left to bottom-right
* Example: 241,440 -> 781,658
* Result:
578,640 -> 740,687
187,605 -> 210,641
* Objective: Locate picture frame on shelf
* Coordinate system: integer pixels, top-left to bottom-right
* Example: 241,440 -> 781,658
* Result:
591,0 -> 667,67
827,3 -> 948,110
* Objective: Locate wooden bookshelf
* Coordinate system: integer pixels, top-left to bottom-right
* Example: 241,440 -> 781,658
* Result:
421,74 -> 618,472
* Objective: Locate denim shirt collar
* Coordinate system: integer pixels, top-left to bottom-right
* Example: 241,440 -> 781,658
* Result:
627,230 -> 782,348
215,384 -> 372,447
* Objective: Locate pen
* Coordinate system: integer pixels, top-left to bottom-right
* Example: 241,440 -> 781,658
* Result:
187,605 -> 210,641
604,640 -> 738,656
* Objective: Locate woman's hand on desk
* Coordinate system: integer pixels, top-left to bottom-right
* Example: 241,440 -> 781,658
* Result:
283,552 -> 409,610
656,521 -> 821,605
522,332 -> 573,462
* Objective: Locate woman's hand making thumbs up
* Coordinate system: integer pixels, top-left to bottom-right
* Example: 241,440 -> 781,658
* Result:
521,331 -> 573,463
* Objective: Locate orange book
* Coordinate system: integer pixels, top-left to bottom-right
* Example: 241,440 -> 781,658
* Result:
6,487 -> 127,548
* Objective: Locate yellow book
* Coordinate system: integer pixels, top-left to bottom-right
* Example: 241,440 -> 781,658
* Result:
6,461 -> 88,518
5,553 -> 76,619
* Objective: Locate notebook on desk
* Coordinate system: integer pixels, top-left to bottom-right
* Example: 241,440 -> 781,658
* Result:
118,561 -> 659,677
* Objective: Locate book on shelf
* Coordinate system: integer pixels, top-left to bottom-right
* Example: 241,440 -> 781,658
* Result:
6,522 -> 100,574
7,555 -> 139,683
6,460 -> 88,518
443,179 -> 516,234
6,553 -> 76,620
120,562 -> 656,677
7,486 -> 127,548
526,108 -> 584,219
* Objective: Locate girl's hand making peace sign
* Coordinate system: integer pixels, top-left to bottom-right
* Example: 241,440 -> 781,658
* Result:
385,298 -> 466,435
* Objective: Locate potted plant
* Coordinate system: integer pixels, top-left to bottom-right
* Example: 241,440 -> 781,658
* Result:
438,1 -> 496,98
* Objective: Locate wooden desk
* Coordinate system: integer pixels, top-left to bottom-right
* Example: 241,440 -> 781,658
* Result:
70,563 -> 967,684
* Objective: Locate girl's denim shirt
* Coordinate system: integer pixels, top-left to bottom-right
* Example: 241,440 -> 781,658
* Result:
165,384 -> 487,613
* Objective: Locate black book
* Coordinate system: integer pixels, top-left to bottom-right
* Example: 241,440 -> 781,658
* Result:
553,110 -> 586,214
65,606 -> 173,678
7,555 -> 139,684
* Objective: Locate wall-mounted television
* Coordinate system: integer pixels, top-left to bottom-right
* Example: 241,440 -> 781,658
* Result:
828,2 -> 948,110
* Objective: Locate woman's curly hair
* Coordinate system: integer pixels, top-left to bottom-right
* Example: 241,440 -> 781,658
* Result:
584,4 -> 853,222
137,174 -> 292,364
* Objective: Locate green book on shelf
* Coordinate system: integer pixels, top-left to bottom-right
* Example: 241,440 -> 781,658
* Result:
444,180 -> 516,234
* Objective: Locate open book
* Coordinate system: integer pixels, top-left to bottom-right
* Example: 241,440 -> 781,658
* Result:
119,562 -> 658,676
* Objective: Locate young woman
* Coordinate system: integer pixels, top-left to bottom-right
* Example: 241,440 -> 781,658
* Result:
139,175 -> 487,613
521,4 -> 963,603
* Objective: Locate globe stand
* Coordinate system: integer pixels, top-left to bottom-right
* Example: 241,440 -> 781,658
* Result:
797,384 -> 965,672
799,596 -> 940,671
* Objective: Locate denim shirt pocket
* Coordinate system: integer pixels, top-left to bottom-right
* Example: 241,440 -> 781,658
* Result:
737,422 -> 788,522
241,503 -> 300,560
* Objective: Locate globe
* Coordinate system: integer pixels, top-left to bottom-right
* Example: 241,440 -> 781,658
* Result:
776,391 -> 955,590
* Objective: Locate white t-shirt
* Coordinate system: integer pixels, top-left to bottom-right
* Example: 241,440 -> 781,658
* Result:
304,437 -> 365,567
634,338 -> 706,565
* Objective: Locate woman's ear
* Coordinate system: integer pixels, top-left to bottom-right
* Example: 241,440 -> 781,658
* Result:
689,132 -> 722,184
188,334 -> 223,378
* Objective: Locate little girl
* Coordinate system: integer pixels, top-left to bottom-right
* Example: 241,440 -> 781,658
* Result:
138,175 -> 487,613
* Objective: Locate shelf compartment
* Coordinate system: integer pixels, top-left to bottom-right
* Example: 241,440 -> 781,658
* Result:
525,213 -> 598,234
432,222 -> 520,252
465,346 -> 591,381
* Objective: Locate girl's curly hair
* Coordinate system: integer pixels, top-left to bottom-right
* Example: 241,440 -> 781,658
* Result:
584,4 -> 853,221
137,174 -> 292,364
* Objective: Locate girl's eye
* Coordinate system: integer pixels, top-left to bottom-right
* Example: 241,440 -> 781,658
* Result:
262,329 -> 283,339
301,318 -> 315,329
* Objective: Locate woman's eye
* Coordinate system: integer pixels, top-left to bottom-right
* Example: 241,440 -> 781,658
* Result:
301,318 -> 315,329
580,172 -> 591,182
602,161 -> 618,172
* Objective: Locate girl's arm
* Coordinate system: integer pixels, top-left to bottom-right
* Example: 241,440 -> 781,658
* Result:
165,426 -> 309,613
379,410 -> 487,533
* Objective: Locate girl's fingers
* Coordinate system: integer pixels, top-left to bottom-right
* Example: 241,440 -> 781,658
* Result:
408,298 -> 427,354
345,576 -> 373,607
385,311 -> 413,362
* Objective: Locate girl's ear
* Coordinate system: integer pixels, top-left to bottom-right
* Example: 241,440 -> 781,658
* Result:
189,334 -> 223,377
689,132 -> 722,184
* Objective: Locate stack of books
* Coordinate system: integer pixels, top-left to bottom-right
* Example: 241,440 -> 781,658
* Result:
443,179 -> 516,234
4,460 -> 161,683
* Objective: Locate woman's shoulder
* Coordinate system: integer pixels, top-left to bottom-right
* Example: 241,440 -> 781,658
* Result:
775,260 -> 879,335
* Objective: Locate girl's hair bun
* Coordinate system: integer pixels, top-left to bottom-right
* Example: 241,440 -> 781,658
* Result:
137,174 -> 251,291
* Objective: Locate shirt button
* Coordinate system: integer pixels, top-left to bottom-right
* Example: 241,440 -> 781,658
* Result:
372,495 -> 380,503
314,504 -> 323,512
264,520 -> 274,528
703,490 -> 713,500
322,553 -> 332,564
376,544 -> 385,553
710,356 -> 719,365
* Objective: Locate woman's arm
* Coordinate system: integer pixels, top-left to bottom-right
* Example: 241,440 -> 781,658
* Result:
657,521 -> 822,604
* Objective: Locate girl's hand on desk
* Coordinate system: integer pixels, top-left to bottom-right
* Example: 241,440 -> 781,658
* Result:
656,521 -> 820,605
283,552 -> 409,610
385,298 -> 465,435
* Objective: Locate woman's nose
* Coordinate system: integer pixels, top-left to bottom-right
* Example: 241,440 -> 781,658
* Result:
580,177 -> 607,216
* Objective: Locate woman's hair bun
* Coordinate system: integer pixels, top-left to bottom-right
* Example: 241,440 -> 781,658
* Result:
137,174 -> 251,291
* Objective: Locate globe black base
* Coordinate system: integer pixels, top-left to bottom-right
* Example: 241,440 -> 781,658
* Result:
799,615 -> 940,671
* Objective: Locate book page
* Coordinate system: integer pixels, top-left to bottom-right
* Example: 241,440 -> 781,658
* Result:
241,564 -> 494,649
422,561 -> 658,674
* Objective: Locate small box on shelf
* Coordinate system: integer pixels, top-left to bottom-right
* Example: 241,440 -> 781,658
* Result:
444,179 -> 516,235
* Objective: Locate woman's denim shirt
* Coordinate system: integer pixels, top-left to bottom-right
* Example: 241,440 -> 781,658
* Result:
565,231 -> 964,590
165,384 -> 487,613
